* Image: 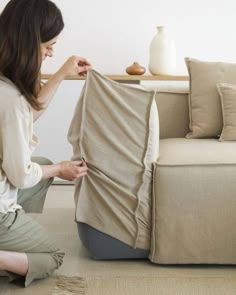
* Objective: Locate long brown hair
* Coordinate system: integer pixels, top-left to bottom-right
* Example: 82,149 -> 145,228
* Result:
0,0 -> 64,110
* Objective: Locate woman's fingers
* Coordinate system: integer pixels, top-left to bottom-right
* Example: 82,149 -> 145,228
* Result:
59,56 -> 92,78
75,56 -> 92,66
58,160 -> 88,181
73,161 -> 88,173
77,65 -> 92,75
76,166 -> 88,174
74,55 -> 92,75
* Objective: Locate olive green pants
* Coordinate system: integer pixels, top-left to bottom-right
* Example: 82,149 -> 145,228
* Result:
0,157 -> 65,287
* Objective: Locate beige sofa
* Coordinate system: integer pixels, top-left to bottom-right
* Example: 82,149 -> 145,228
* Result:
151,87 -> 236,264
69,69 -> 236,264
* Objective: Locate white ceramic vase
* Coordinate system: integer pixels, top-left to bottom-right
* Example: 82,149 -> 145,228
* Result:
149,26 -> 176,75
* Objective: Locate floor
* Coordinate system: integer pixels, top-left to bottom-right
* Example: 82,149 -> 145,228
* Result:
1,185 -> 236,294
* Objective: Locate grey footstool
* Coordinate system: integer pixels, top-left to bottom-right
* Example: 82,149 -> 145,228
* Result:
77,222 -> 149,260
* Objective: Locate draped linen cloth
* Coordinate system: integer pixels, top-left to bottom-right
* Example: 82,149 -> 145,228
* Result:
68,70 -> 159,250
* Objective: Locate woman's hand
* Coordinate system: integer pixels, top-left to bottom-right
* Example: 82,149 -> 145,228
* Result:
57,160 -> 88,181
57,56 -> 92,79
34,56 -> 91,122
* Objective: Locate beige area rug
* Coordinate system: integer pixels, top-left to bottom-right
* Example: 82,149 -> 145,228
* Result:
51,275 -> 236,295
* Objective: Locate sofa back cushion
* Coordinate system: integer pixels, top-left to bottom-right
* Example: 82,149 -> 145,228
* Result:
151,86 -> 190,139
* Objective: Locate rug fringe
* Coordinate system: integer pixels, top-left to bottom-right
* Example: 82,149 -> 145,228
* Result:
52,276 -> 87,295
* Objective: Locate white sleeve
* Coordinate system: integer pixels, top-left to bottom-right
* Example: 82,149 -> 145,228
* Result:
1,115 -> 42,189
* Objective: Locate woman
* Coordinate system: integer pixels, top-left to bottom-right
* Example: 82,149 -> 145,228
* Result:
0,0 -> 91,287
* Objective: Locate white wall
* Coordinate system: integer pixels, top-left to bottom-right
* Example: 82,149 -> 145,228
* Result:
1,0 -> 236,164
40,0 -> 236,74
1,0 -> 236,74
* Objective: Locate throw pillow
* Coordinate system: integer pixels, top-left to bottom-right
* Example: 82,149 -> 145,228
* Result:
185,58 -> 236,138
217,83 -> 236,141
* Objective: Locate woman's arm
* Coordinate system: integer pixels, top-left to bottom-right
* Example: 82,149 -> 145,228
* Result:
33,56 -> 92,121
33,70 -> 64,121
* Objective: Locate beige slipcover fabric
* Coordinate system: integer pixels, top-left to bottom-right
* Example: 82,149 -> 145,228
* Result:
217,83 -> 236,141
68,69 -> 159,250
185,58 -> 236,138
150,138 -> 236,263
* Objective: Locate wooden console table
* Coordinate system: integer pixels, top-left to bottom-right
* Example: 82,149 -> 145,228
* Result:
41,74 -> 189,84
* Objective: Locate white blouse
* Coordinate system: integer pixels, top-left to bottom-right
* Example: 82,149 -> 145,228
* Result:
0,76 -> 42,214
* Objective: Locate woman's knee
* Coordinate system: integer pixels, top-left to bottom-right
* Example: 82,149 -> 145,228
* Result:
31,156 -> 54,166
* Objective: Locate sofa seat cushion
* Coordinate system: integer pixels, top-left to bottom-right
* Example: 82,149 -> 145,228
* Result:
158,138 -> 236,166
150,138 -> 236,264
